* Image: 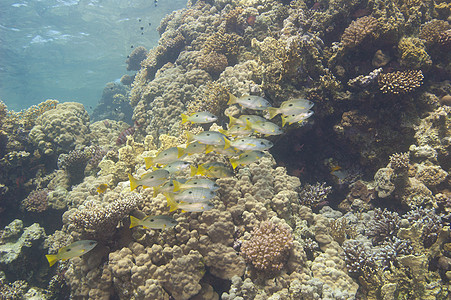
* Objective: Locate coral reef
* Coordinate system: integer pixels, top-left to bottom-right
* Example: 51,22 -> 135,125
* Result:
241,220 -> 293,274
20,189 -> 49,213
341,16 -> 378,48
126,46 -> 148,71
378,70 -> 424,94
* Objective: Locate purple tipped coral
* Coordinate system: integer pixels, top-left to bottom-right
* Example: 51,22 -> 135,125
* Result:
241,221 -> 293,274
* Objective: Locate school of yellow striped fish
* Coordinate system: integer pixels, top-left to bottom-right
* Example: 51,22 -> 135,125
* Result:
127,93 -> 314,228
46,93 -> 314,266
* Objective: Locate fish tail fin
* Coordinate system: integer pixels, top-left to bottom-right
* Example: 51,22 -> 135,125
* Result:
205,145 -> 214,154
144,157 -> 154,169
177,147 -> 185,158
281,116 -> 287,127
186,132 -> 194,143
181,113 -> 189,124
230,158 -> 239,170
227,93 -> 237,105
153,187 -> 159,197
228,116 -> 237,128
128,174 -> 139,191
217,128 -> 228,135
190,165 -> 198,177
197,164 -> 207,176
164,192 -> 178,212
173,180 -> 182,192
129,215 -> 141,228
223,137 -> 231,150
46,254 -> 58,267
267,107 -> 279,119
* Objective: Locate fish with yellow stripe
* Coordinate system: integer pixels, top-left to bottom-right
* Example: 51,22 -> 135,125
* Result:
181,111 -> 217,124
229,150 -> 265,169
129,215 -> 178,229
144,147 -> 180,168
227,94 -> 272,110
46,240 -> 97,267
267,98 -> 314,119
128,169 -> 170,191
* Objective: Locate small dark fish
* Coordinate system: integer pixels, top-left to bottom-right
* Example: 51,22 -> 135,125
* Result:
116,126 -> 136,145
138,18 -> 142,22
141,33 -> 144,35
131,45 -> 134,48
140,27 -> 144,30
148,23 -> 151,26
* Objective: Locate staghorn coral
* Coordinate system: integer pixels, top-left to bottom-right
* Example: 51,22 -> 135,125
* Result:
126,46 -> 148,71
389,152 -> 410,173
298,182 -> 332,209
366,208 -> 401,245
20,189 -> 49,213
378,70 -> 424,94
341,16 -> 378,48
241,220 -> 293,274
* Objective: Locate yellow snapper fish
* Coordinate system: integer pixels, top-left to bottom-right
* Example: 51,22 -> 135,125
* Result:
245,120 -> 283,136
166,196 -> 215,212
173,178 -> 219,192
187,131 -> 231,149
144,147 -> 180,168
159,160 -> 191,174
268,98 -> 314,119
153,179 -> 184,197
229,150 -> 266,169
164,187 -> 216,203
177,142 -> 206,158
281,110 -> 314,127
206,144 -> 241,156
230,137 -> 274,151
129,215 -> 178,229
218,124 -> 253,137
96,183 -> 108,194
227,94 -> 272,110
46,240 -> 97,267
228,115 -> 267,128
128,169 -> 170,191
181,111 -> 218,124
192,162 -> 234,178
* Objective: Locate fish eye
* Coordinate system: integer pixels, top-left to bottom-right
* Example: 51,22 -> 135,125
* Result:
247,97 -> 251,100
150,176 -> 154,178
193,182 -> 198,184
244,155 -> 249,158
206,133 -> 210,136
164,153 -> 167,156
150,219 -> 154,222
170,183 -> 173,186
195,114 -> 198,117
189,191 -> 192,194
208,203 -> 213,206
289,104 -> 293,107
66,248 -> 71,251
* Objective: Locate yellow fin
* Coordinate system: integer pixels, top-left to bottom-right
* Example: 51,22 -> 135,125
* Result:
267,107 -> 279,120
230,158 -> 239,170
186,132 -> 194,143
181,113 -> 189,124
128,174 -> 139,191
153,187 -> 159,197
164,192 -> 178,212
173,180 -> 182,192
197,164 -> 207,176
227,93 -> 237,105
144,157 -> 154,169
190,165 -> 198,177
217,128 -> 228,135
129,215 -> 141,229
177,147 -> 185,158
281,116 -> 287,127
205,145 -> 214,154
228,116 -> 238,128
223,138 -> 231,150
46,254 -> 59,267
244,120 -> 252,131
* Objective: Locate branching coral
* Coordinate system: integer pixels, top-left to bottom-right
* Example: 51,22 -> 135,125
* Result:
20,189 -> 49,213
241,220 -> 293,274
419,19 -> 451,45
299,182 -> 332,209
366,208 -> 401,245
378,70 -> 424,94
398,37 -> 432,69
341,16 -> 378,48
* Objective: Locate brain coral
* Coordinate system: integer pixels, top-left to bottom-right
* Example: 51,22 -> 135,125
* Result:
29,102 -> 90,155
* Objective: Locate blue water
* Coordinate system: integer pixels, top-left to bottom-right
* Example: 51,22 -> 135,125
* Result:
0,0 -> 186,112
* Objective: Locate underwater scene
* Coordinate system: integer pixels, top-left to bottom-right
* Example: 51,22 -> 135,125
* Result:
0,0 -> 451,299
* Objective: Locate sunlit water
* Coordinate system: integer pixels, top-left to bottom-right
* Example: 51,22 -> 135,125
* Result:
0,0 -> 186,112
